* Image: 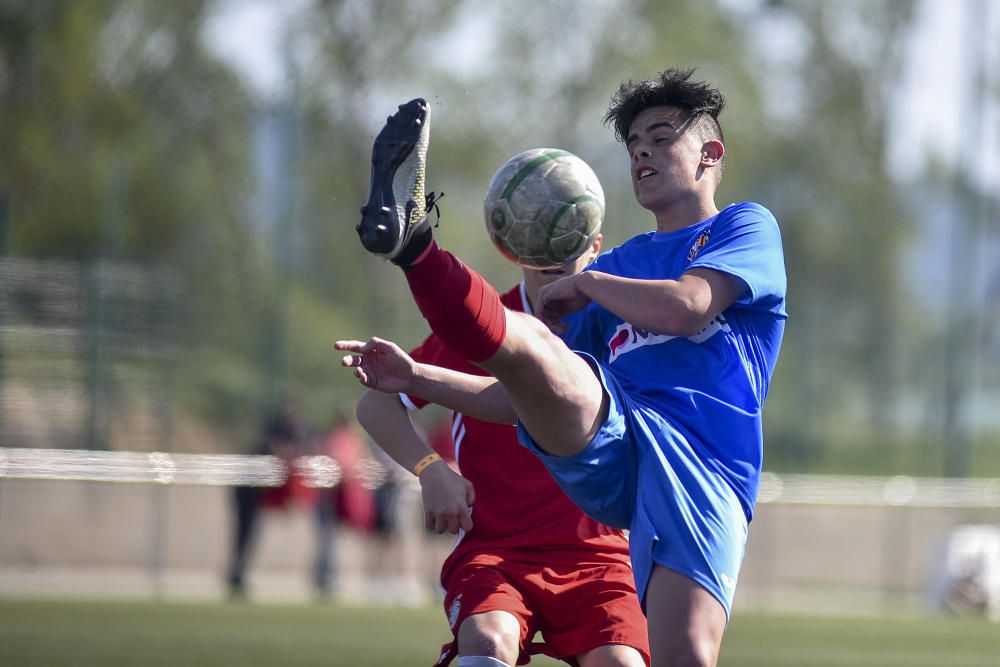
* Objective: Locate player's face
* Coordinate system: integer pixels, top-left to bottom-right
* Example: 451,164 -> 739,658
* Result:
626,105 -> 703,211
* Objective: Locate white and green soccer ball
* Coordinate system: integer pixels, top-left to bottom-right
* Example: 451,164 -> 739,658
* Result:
483,148 -> 605,269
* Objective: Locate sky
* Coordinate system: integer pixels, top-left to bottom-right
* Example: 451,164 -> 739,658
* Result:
203,0 -> 311,100
888,0 -> 998,187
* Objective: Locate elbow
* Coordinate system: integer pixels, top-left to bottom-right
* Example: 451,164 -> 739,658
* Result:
355,390 -> 384,430
656,299 -> 714,337
670,311 -> 714,337
655,318 -> 700,338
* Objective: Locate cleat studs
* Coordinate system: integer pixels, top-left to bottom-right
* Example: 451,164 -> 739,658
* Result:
387,115 -> 394,123
360,206 -> 368,215
414,118 -> 422,126
379,206 -> 391,214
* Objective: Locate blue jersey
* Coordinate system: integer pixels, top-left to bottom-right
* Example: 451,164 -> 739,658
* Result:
563,202 -> 786,520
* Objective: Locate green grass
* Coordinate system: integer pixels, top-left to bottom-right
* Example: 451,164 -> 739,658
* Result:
1,598 -> 998,666
722,612 -> 1000,667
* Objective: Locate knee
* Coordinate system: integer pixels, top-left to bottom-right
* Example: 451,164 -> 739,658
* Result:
578,644 -> 647,667
457,612 -> 521,665
608,651 -> 647,667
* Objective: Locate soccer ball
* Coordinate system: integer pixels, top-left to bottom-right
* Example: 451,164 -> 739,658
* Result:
483,148 -> 604,269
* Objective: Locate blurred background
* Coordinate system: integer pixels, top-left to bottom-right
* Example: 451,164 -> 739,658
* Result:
1,0 -> 999,665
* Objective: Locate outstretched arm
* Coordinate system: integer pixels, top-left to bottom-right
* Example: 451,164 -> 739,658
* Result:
355,390 -> 474,534
336,337 -> 517,424
409,363 -> 516,425
537,267 -> 745,336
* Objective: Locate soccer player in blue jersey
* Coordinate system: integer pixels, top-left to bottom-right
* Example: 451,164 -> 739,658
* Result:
339,68 -> 787,667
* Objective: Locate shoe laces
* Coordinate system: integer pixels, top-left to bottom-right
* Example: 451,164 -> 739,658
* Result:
425,191 -> 445,227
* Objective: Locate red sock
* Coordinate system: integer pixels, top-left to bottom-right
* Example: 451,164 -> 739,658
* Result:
405,241 -> 506,362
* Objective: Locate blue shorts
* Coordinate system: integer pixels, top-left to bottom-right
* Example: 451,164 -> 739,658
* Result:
516,351 -> 748,618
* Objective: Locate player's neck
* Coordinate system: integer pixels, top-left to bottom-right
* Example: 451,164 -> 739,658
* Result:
652,196 -> 719,234
523,281 -> 538,313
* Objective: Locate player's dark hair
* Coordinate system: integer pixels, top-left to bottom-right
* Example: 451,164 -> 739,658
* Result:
604,68 -> 726,145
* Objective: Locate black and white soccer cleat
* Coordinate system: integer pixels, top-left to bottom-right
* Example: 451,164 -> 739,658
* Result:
357,98 -> 441,265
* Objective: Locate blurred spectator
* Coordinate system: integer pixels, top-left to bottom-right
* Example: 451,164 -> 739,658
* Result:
313,408 -> 375,599
364,442 -> 415,601
226,400 -> 310,600
370,443 -> 407,541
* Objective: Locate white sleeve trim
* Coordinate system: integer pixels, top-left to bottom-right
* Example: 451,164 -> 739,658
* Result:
398,393 -> 420,411
518,281 -> 532,317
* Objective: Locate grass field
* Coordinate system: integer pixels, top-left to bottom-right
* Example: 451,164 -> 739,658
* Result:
1,598 -> 998,666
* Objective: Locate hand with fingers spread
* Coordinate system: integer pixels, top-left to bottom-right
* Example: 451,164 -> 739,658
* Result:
335,337 -> 417,394
418,459 -> 476,534
537,273 -> 593,334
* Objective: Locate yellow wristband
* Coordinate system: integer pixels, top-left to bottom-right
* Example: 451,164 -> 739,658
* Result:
412,453 -> 442,477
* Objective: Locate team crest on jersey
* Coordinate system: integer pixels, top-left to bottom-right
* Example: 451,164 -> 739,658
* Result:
448,594 -> 463,629
607,315 -> 732,363
687,229 -> 712,261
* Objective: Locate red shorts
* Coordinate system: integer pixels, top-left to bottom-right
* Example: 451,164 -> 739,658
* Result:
434,553 -> 649,666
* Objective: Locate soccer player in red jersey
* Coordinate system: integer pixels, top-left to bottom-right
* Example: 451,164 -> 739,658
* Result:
354,235 -> 649,667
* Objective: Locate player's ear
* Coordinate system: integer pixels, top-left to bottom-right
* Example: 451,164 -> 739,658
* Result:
700,140 -> 724,167
589,233 -> 603,260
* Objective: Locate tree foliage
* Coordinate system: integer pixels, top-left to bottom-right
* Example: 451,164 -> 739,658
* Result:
2,0 -> 993,469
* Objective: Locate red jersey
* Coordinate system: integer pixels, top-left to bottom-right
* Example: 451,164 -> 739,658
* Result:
400,283 -> 630,582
